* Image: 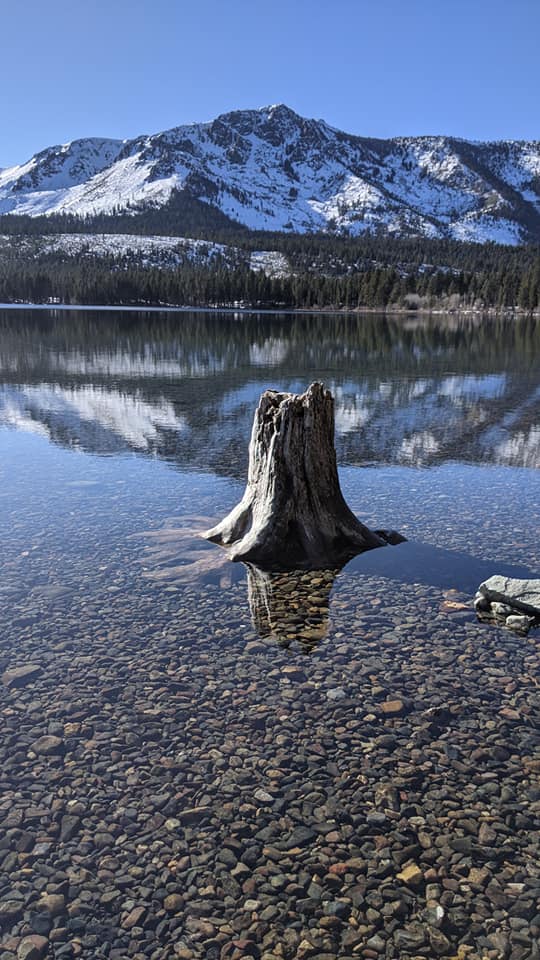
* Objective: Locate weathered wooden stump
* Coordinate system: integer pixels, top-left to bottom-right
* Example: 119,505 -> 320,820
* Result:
203,382 -> 404,570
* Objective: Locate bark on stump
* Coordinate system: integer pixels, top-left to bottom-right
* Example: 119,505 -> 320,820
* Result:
204,382 -> 403,570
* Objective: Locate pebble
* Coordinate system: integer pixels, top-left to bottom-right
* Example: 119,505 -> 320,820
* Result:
380,698 -> 406,716
327,687 -> 346,700
163,895 -> 184,914
2,664 -> 42,689
16,937 -> 49,960
121,905 -> 147,929
0,901 -> 24,925
396,862 -> 423,887
37,894 -> 65,916
28,735 -> 64,756
253,789 -> 274,804
506,614 -> 535,632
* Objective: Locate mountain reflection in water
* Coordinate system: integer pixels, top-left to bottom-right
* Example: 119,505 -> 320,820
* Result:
0,308 -> 538,472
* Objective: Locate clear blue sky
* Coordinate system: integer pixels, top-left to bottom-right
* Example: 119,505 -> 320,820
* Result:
1,0 -> 538,167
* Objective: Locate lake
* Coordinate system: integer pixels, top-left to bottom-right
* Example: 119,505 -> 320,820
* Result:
0,308 -> 539,960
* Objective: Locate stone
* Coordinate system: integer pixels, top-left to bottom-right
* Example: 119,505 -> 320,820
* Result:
0,900 -> 24,925
428,928 -> 451,956
217,848 -> 237,868
393,922 -> 426,950
2,664 -> 42,689
173,947 -> 194,960
29,736 -> 64,757
506,614 -> 536,633
366,933 -> 386,952
468,867 -> 490,886
296,941 -> 316,959
478,822 -> 497,845
425,901 -> 445,926
176,806 -> 210,824
380,699 -> 406,716
17,937 -> 49,960
253,789 -> 274,804
396,863 -> 423,887
60,815 -> 81,842
121,906 -> 147,929
164,894 -> 184,913
279,826 -> 316,849
37,894 -> 65,916
328,862 -> 349,876
243,899 -> 260,911
327,687 -> 346,701
476,576 -> 540,625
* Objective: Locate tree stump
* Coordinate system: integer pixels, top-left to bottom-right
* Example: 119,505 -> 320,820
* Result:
203,382 -> 404,570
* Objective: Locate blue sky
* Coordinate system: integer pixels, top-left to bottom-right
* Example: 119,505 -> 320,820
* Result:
1,0 -> 538,167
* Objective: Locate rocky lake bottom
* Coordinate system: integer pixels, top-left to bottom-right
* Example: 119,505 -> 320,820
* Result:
1,447 -> 539,960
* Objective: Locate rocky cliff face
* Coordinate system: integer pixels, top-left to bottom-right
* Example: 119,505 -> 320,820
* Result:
1,105 -> 540,244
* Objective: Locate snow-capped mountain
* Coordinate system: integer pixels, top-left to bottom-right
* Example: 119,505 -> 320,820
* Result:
1,105 -> 540,244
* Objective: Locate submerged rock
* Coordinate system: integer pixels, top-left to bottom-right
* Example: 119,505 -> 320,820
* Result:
29,735 -> 65,757
2,663 -> 42,689
475,575 -> 540,633
506,613 -> 537,633
17,936 -> 49,960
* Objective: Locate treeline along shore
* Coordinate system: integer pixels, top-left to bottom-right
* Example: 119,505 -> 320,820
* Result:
0,213 -> 539,311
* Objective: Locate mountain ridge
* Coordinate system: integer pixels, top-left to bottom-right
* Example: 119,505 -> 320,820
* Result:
1,105 -> 540,245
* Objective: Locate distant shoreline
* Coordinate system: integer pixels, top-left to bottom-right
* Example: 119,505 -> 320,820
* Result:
1,301 -> 538,318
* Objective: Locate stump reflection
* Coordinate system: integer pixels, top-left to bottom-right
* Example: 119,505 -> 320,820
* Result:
246,565 -> 339,652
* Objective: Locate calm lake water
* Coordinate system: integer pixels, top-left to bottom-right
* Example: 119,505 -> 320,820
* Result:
0,308 -> 539,959
1,309 -> 539,592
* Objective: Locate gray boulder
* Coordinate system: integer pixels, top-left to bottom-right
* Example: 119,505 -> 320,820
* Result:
475,576 -> 540,633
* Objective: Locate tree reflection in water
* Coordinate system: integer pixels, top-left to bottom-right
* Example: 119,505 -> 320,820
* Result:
246,564 -> 339,652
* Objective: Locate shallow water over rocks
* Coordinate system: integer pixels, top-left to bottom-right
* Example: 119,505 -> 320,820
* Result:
0,309 -> 539,960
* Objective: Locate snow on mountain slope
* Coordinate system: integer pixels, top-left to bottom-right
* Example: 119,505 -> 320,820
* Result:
0,232 -> 240,268
250,250 -> 290,277
0,138 -> 123,203
1,106 -> 539,243
478,141 -> 540,211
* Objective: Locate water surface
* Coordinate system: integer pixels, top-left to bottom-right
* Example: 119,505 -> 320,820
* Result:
0,309 -> 538,959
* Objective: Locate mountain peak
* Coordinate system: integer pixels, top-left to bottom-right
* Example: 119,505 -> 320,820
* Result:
1,108 -> 539,244
211,103 -> 304,134
264,103 -> 301,119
